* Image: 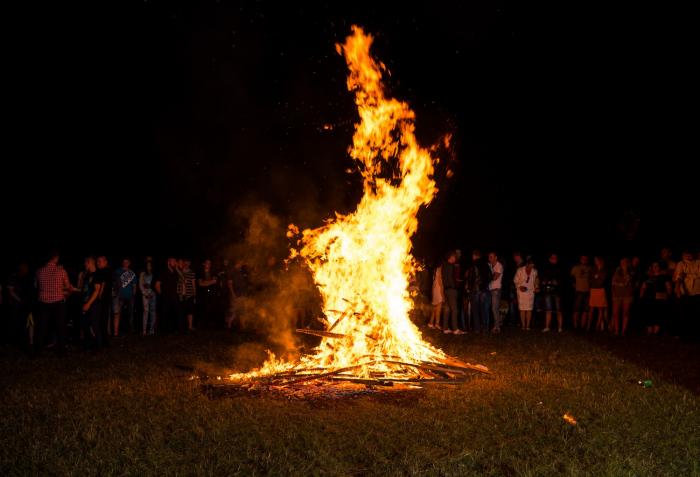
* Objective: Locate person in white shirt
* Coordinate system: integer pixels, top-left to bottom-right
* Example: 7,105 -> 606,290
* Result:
429,263 -> 444,329
514,259 -> 538,331
674,250 -> 700,337
487,252 -> 504,333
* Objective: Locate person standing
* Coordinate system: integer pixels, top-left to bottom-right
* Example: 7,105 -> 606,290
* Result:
139,258 -> 157,335
95,256 -> 113,344
464,250 -> 490,334
487,252 -> 504,333
506,251 -> 525,326
155,257 -> 180,334
540,253 -> 564,333
229,260 -> 250,329
514,259 -> 538,331
34,251 -> 73,354
429,261 -> 444,329
177,258 -> 197,333
197,259 -> 219,329
113,258 -> 137,336
640,262 -> 672,335
441,251 -> 464,334
570,255 -> 592,330
674,250 -> 700,337
589,257 -> 609,332
219,259 -> 236,329
659,248 -> 677,277
611,257 -> 635,336
7,262 -> 34,350
79,257 -> 104,350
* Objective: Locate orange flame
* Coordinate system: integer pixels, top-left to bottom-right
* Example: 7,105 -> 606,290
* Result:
231,26 -> 447,380
563,413 -> 577,426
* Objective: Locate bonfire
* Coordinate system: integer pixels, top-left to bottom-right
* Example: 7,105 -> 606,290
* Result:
210,26 -> 489,398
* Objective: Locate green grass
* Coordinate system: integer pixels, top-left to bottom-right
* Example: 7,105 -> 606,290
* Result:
1,329 -> 699,476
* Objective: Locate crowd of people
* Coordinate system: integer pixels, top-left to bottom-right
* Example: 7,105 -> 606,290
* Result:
0,252 -> 250,355
1,246 -> 699,356
428,248 -> 700,338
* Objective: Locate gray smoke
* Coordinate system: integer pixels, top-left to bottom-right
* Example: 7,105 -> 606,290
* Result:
223,203 -> 322,368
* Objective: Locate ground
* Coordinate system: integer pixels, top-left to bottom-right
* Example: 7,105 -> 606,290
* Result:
1,328 -> 699,477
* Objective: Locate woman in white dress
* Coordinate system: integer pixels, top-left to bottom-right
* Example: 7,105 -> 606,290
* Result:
513,259 -> 538,330
429,264 -> 444,329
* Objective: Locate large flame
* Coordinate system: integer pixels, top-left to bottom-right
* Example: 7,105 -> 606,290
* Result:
232,26 -> 448,381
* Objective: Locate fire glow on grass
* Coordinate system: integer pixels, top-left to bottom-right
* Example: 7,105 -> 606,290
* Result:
228,26 -> 488,389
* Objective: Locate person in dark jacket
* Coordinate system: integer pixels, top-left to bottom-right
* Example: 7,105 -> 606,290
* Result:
465,250 -> 492,334
441,251 -> 464,334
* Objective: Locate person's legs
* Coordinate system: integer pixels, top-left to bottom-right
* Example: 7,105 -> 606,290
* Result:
491,289 -> 502,332
113,296 -> 121,337
611,299 -> 621,335
543,294 -> 552,331
150,296 -> 157,334
470,292 -> 481,333
142,296 -> 150,335
429,303 -> 440,327
34,303 -> 50,352
166,298 -> 179,334
100,303 -> 110,347
572,292 -> 582,329
621,299 -> 631,336
509,289 -> 518,327
525,310 -> 532,330
20,306 -> 31,352
80,309 -> 91,350
187,298 -> 195,331
127,296 -> 135,334
92,304 -> 102,349
177,300 -> 186,334
595,306 -> 605,331
480,291 -> 491,334
555,296 -> 563,332
691,295 -> 700,338
601,305 -> 609,331
446,289 -> 459,331
54,302 -> 67,352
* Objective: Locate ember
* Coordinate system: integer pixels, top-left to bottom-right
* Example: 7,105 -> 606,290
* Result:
226,26 -> 490,395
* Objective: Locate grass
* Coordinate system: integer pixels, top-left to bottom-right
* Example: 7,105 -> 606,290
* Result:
1,327 -> 699,476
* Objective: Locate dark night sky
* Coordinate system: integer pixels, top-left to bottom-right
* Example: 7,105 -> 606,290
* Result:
4,1 -> 697,269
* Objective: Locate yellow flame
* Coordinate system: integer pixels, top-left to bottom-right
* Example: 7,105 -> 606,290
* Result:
231,25 -> 446,380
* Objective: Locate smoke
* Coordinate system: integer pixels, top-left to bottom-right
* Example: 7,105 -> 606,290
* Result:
222,203 -> 322,365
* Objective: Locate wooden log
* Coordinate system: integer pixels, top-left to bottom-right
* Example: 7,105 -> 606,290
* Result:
436,356 -> 491,374
380,360 -> 467,375
328,308 -> 351,331
280,362 -> 376,386
296,328 -> 347,339
328,377 -> 394,387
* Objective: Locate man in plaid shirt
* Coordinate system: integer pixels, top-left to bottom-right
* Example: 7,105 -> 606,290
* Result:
35,251 -> 73,353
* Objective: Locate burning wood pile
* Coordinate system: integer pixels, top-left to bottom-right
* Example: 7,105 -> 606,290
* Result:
203,307 -> 490,400
203,350 -> 489,400
207,26 -> 490,399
